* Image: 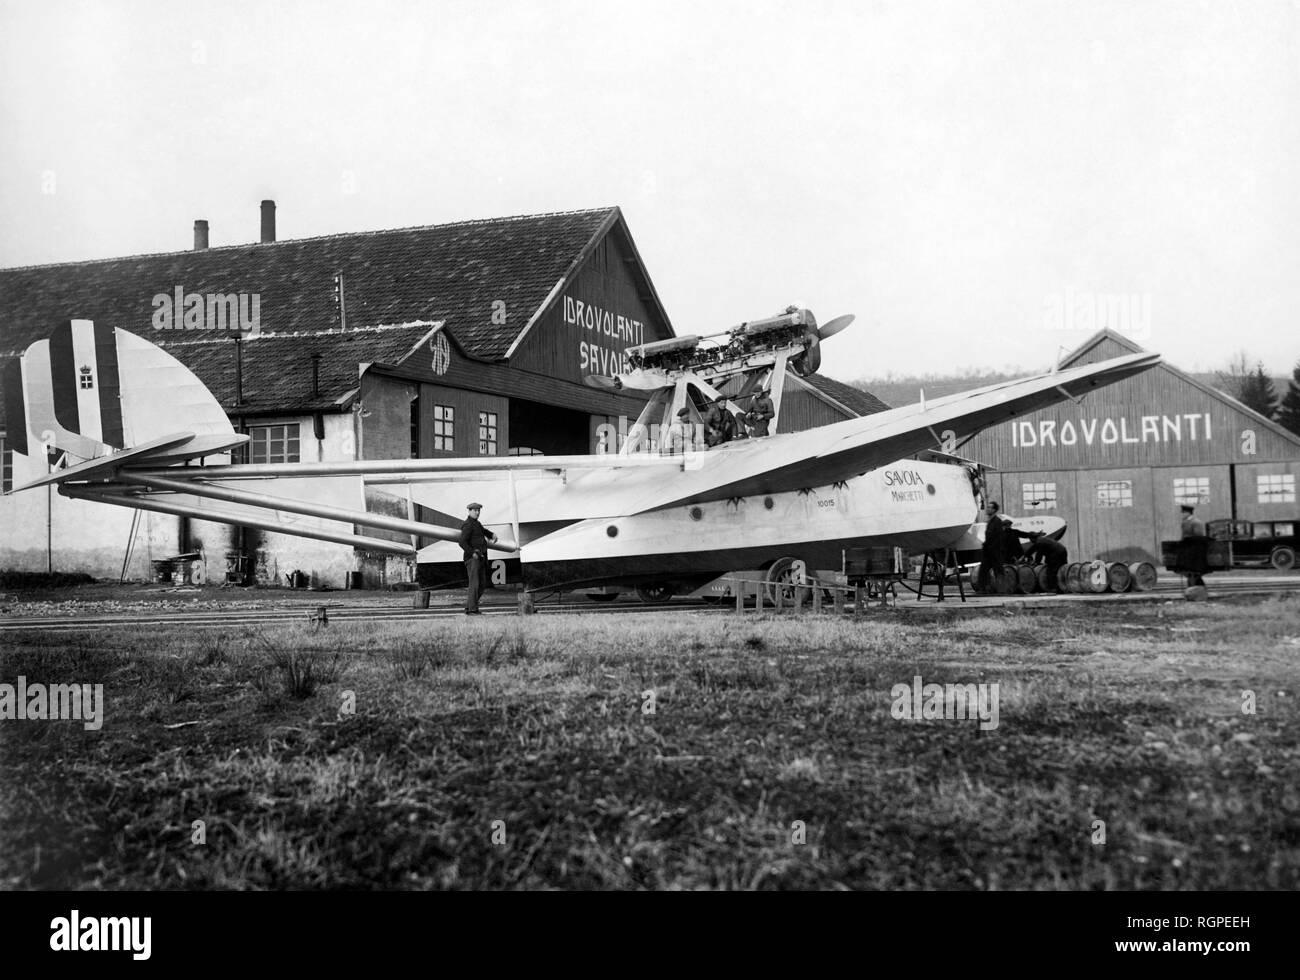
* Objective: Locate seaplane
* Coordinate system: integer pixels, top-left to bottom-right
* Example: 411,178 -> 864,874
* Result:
4,311 -> 1160,601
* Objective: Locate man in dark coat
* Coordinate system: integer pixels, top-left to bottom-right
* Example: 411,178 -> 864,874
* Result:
748,388 -> 775,437
1025,531 -> 1069,593
1177,503 -> 1210,587
976,501 -> 1009,592
460,502 -> 497,614
703,396 -> 735,447
975,502 -> 1034,591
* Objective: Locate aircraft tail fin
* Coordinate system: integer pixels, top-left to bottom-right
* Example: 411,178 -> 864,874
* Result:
7,320 -> 247,489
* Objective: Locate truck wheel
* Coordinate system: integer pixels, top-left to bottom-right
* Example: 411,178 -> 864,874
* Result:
635,584 -> 673,604
1270,546 -> 1296,571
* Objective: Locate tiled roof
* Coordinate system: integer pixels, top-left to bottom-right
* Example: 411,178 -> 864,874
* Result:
803,373 -> 892,416
162,322 -> 442,414
0,208 -> 629,424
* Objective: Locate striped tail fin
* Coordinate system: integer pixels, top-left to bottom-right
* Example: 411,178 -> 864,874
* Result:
7,320 -> 247,488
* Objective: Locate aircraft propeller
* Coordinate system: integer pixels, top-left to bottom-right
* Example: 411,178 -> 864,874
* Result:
817,314 -> 854,341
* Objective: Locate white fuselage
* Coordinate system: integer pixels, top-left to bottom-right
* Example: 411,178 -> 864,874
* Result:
408,456 -> 979,590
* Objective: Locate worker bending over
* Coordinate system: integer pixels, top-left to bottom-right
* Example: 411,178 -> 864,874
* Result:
1025,531 -> 1069,594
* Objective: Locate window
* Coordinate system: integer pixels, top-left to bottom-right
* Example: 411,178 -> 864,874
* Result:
1274,522 -> 1295,538
1173,476 -> 1210,507
478,411 -> 498,456
1257,473 -> 1296,504
249,423 -> 300,464
1,434 -> 11,494
1022,482 -> 1057,511
509,447 -> 544,456
433,405 -> 454,452
410,395 -> 420,458
1096,480 -> 1133,508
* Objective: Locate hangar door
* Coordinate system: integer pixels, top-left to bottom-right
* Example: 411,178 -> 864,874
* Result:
1073,468 -> 1157,564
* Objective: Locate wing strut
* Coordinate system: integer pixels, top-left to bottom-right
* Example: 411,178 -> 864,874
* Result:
112,471 -> 519,552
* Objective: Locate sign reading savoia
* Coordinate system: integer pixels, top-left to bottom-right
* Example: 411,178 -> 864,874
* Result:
564,294 -> 644,376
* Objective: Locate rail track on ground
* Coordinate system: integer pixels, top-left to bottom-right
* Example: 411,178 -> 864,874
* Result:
0,595 -> 711,633
1,575 -> 1296,633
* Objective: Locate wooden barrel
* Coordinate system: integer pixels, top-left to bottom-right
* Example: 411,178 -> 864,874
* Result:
1084,559 -> 1109,593
992,564 -> 1019,594
1016,565 -> 1039,594
1130,561 -> 1158,591
1105,561 -> 1132,593
1036,565 -> 1053,592
1063,562 -> 1082,593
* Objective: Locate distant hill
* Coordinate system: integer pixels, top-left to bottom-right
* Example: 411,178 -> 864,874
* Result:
846,370 -> 1294,417
844,370 -> 1025,411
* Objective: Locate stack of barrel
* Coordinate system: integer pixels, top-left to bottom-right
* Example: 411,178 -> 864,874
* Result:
985,559 -> 1158,595
1058,559 -> 1158,594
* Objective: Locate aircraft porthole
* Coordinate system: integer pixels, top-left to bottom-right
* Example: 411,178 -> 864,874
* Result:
764,497 -> 774,510
606,525 -> 618,537
927,484 -> 936,495
689,506 -> 704,521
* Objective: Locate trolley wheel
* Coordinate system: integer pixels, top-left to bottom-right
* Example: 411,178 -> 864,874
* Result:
635,583 -> 674,604
764,556 -> 807,604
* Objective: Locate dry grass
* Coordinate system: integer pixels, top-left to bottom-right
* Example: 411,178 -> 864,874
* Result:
1,595 -> 1298,889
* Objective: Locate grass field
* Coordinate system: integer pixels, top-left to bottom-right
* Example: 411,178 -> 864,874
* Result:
2,594 -> 1298,889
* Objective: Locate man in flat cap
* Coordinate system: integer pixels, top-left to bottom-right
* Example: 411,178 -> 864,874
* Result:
703,395 -> 735,447
460,502 -> 497,614
747,386 -> 775,438
1177,503 -> 1210,587
667,406 -> 693,455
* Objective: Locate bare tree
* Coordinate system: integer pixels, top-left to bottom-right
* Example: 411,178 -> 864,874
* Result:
1214,350 -> 1254,403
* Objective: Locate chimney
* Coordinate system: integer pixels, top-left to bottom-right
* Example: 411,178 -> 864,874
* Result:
260,200 -> 276,243
194,219 -> 209,250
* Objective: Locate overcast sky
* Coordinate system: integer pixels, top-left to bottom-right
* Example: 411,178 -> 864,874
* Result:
2,0 -> 1298,383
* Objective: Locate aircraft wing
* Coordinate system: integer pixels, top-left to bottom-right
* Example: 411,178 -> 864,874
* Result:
618,350 -> 1162,511
141,351 -> 1160,524
13,316 -> 1158,534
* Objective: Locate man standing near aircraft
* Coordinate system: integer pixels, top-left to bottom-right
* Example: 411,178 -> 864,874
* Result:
1177,503 -> 1210,587
977,501 -> 1009,592
748,387 -> 775,437
460,502 -> 497,614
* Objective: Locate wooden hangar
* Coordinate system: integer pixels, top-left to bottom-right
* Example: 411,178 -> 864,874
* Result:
0,205 -> 886,585
960,330 -> 1300,566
